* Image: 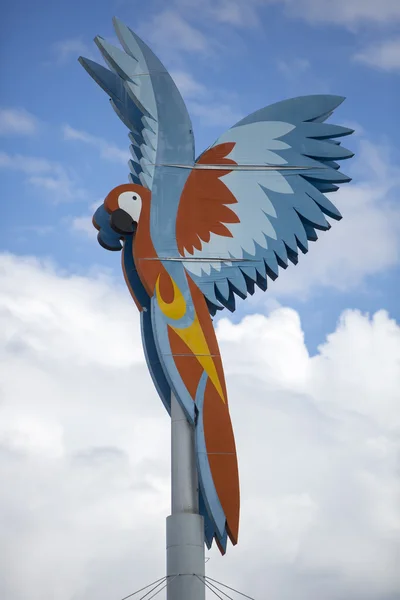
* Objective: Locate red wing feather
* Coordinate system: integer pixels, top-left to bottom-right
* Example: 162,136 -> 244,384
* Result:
176,143 -> 240,256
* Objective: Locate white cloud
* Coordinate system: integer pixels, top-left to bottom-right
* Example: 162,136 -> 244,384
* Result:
0,152 -> 53,174
276,57 -> 331,94
136,8 -> 243,127
176,0 -> 264,27
52,38 -> 94,64
0,253 -> 398,599
280,0 -> 400,25
0,152 -> 86,202
71,215 -> 96,238
170,70 -> 206,97
354,38 -> 400,71
169,72 -> 242,127
211,0 -> 261,26
63,125 -> 129,164
189,101 -> 242,127
139,10 -> 209,57
173,0 -> 400,29
277,57 -> 311,79
16,225 -> 54,236
71,202 -> 105,239
0,107 -> 38,136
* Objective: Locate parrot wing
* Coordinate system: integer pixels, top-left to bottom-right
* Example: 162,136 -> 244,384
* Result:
79,17 -> 194,192
176,95 -> 354,314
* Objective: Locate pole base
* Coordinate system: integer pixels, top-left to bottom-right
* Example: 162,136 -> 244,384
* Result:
166,513 -> 205,600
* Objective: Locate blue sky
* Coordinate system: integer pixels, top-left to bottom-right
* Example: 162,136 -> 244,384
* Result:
1,0 -> 399,352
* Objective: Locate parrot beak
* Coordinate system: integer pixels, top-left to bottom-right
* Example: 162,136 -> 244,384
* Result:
91,204 -> 123,252
110,208 -> 137,235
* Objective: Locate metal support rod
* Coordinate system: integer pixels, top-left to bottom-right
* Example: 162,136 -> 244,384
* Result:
166,393 -> 205,600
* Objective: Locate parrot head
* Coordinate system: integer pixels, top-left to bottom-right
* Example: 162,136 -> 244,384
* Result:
92,183 -> 150,251
104,183 -> 150,234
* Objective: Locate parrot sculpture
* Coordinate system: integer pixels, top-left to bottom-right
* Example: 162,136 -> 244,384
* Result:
80,17 -> 354,555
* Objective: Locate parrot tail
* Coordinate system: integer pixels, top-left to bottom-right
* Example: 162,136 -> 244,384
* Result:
154,269 -> 240,553
188,277 -> 240,552
195,368 -> 240,552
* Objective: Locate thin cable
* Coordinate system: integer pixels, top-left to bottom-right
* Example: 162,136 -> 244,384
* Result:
195,575 -> 225,600
145,574 -> 178,599
155,163 -> 324,172
165,575 -> 178,586
138,578 -> 167,600
119,577 -> 166,600
205,576 -> 256,600
144,580 -> 169,600
165,575 -> 178,587
140,257 -> 250,262
204,579 -> 235,600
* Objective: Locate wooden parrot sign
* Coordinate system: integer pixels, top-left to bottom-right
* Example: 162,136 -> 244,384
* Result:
80,18 -> 354,556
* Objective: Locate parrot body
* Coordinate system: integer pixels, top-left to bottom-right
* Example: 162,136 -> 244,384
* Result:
82,17 -> 354,554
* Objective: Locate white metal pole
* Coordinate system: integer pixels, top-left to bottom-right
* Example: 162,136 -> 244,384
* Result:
166,393 -> 205,600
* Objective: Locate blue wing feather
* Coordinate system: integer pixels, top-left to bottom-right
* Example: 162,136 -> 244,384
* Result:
234,95 -> 345,127
79,18 -> 194,193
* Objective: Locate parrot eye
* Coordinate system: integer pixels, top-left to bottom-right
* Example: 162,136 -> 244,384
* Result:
117,190 -> 143,223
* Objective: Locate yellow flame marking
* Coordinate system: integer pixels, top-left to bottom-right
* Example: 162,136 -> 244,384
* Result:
155,274 -> 187,321
172,315 -> 226,403
156,272 -> 226,403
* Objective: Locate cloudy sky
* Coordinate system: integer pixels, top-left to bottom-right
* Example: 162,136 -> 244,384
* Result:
1,1 -> 399,599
